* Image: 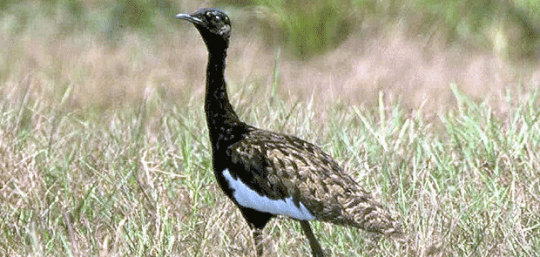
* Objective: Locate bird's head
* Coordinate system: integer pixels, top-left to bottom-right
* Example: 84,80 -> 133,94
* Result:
176,8 -> 231,49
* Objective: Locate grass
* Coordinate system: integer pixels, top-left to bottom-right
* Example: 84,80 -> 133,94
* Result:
2,79 -> 540,256
1,1 -> 540,256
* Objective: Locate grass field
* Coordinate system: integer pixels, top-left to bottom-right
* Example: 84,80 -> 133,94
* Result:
1,1 -> 540,256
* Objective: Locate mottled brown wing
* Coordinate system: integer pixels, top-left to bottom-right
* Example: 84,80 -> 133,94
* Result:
228,128 -> 405,239
228,129 -> 358,219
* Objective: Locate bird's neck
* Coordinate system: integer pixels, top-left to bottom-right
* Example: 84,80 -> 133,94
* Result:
204,46 -> 242,149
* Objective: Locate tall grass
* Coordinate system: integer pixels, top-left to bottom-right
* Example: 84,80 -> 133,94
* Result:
1,76 -> 540,255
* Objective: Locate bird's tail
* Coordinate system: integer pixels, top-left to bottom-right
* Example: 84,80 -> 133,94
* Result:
339,192 -> 406,242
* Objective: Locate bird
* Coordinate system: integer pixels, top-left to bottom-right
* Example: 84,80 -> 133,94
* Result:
175,8 -> 405,257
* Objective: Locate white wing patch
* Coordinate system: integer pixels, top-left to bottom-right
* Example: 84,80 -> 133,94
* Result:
222,169 -> 315,221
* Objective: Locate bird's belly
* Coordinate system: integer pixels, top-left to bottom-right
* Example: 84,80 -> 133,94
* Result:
222,169 -> 315,220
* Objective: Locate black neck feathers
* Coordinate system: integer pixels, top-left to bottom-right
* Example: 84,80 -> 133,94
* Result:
175,8 -> 242,152
204,41 -> 244,152
204,45 -> 239,125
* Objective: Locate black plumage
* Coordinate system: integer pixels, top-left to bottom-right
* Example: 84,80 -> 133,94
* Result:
175,8 -> 405,256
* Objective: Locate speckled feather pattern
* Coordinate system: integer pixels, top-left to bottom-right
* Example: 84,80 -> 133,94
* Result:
228,127 -> 405,240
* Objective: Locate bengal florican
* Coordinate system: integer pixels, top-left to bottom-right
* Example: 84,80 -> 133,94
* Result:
175,8 -> 405,257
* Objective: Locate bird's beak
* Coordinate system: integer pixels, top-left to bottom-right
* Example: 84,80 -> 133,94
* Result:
175,13 -> 203,25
